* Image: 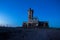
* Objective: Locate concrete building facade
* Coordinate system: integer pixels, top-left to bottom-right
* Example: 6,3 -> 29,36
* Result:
22,8 -> 49,28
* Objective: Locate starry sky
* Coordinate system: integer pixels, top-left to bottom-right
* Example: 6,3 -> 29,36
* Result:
0,0 -> 60,28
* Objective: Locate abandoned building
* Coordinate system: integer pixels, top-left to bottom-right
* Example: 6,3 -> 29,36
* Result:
22,8 -> 49,28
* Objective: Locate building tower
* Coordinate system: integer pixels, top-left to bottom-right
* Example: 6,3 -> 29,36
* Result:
22,8 -> 49,28
28,8 -> 34,22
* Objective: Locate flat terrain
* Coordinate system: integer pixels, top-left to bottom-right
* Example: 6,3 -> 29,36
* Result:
0,27 -> 60,40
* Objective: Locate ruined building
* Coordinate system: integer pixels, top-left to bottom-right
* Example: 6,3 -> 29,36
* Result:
22,8 -> 49,28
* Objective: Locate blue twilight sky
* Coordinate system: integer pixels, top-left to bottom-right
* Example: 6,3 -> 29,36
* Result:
0,0 -> 60,27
